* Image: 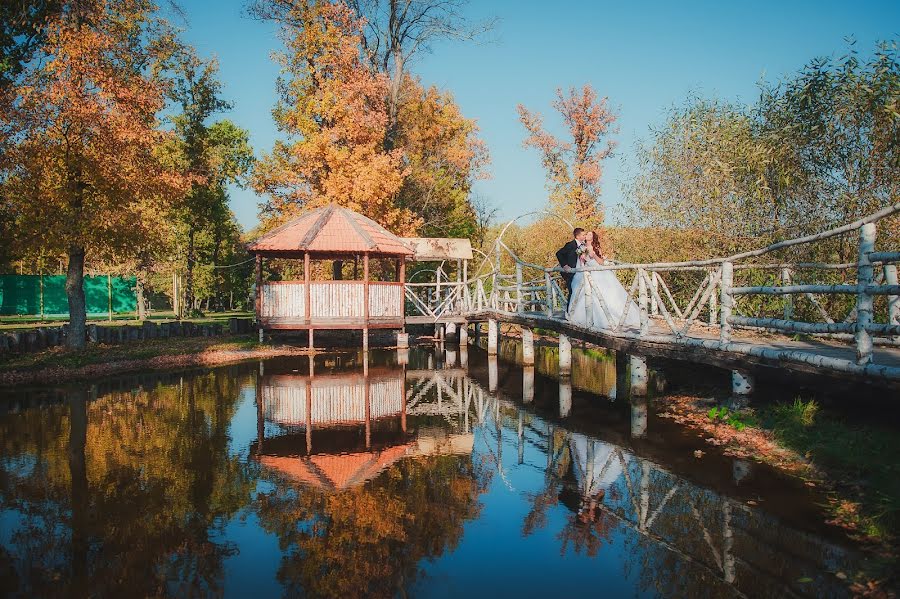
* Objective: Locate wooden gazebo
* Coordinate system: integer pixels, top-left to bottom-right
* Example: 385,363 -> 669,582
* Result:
248,204 -> 413,347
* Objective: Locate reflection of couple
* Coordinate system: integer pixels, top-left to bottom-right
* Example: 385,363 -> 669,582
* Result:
556,227 -> 640,330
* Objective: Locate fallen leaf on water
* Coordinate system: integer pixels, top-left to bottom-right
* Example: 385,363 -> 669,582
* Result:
835,572 -> 847,580
693,450 -> 704,458
797,577 -> 813,583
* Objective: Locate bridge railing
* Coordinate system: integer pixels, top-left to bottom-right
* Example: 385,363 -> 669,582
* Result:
474,203 -> 900,371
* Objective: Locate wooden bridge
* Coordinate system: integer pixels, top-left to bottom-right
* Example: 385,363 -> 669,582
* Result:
403,204 -> 900,392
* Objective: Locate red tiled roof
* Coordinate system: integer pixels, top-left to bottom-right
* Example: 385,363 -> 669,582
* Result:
248,204 -> 413,255
259,444 -> 413,491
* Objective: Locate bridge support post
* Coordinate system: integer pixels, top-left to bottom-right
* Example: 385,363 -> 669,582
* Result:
488,355 -> 498,393
630,354 -> 648,396
446,322 -> 457,342
856,223 -> 876,365
436,324 -> 445,341
559,377 -> 572,418
732,370 -> 754,396
459,324 -> 468,345
521,327 -> 535,366
396,331 -> 409,348
558,333 -> 572,375
460,343 -> 468,368
523,366 -> 534,403
487,319 -> 498,355
631,394 -> 648,438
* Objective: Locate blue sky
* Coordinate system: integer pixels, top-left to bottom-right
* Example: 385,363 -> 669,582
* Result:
175,0 -> 899,231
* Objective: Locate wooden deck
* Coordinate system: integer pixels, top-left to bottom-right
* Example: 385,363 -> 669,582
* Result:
466,309 -> 900,389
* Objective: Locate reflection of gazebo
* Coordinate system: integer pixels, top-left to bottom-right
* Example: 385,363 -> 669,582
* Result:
248,204 -> 413,347
252,362 -> 473,491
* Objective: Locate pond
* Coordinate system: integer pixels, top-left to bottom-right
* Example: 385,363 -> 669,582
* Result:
0,343 -> 863,598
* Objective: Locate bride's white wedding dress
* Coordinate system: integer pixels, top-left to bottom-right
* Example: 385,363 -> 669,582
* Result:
567,256 -> 641,330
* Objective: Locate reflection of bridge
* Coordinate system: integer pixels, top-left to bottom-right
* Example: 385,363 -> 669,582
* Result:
452,362 -> 859,598
406,207 -> 900,390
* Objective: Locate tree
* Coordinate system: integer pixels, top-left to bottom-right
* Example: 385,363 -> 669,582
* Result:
0,0 -> 189,347
251,0 -> 491,238
518,84 -> 618,225
252,0 -> 419,234
168,49 -> 254,315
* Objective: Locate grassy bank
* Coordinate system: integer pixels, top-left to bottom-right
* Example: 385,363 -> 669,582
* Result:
0,310 -> 253,331
0,335 -> 310,387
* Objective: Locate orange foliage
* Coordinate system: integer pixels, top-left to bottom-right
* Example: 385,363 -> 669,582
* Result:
1,0 -> 188,260
518,84 -> 617,225
253,0 -> 419,235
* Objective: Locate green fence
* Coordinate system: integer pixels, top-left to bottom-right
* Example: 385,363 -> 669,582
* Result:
0,275 -> 137,316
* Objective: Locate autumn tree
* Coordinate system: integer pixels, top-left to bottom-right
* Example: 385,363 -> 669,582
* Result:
251,0 -> 490,238
518,84 -> 618,225
0,0 -> 189,347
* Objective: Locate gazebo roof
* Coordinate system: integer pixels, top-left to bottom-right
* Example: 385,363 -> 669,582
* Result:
248,204 -> 413,256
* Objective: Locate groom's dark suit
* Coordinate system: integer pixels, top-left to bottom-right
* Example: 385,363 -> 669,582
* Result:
556,239 -> 580,309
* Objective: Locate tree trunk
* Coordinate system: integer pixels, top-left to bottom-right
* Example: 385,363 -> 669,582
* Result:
185,226 -> 196,315
68,388 -> 89,596
136,270 -> 147,321
66,244 -> 87,349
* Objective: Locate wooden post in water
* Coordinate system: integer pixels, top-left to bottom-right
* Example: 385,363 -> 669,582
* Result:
559,333 -> 572,375
855,223 -> 876,365
488,354 -> 498,393
630,354 -> 648,396
487,318 -> 498,355
719,262 -> 733,344
559,377 -> 572,418
523,365 -> 534,403
459,324 -> 468,345
521,326 -> 534,366
630,394 -> 648,438
363,253 -> 369,351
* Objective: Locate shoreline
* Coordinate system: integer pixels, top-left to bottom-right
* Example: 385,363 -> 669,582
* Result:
0,337 -> 313,388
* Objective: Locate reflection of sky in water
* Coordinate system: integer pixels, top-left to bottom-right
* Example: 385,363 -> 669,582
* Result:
0,348 -> 864,598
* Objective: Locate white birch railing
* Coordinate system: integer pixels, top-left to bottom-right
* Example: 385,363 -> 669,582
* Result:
452,203 -> 900,373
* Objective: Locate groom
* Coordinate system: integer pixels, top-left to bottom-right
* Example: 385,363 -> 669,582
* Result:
556,227 -> 586,311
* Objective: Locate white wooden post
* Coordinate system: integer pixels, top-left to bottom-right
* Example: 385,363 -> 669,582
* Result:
732,370 -> 754,396
638,268 -> 649,336
487,318 -> 498,355
544,271 -> 554,317
782,267 -> 793,321
630,354 -> 648,396
720,262 -> 733,344
885,264 -> 899,342
708,270 -> 717,325
521,326 -> 534,366
488,355 -> 498,393
523,366 -> 534,403
631,394 -> 648,438
856,223 -> 876,365
459,324 -> 468,345
559,333 -> 572,375
559,377 -> 572,418
515,262 -> 524,313
650,271 -> 659,316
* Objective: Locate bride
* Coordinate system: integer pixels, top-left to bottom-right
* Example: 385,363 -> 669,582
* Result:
567,230 -> 641,330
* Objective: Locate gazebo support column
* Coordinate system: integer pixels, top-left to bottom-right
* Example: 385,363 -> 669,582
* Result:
363,253 -> 369,351
305,252 -> 312,349
399,259 -> 406,333
255,255 -> 263,342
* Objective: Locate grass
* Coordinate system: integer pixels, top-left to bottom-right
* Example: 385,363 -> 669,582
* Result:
0,310 -> 253,331
0,334 -> 261,373
757,398 -> 900,543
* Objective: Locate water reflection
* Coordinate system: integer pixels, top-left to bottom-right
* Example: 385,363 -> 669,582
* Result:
0,347 -> 864,598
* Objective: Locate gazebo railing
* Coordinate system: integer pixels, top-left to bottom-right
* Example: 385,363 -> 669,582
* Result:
261,280 -> 404,326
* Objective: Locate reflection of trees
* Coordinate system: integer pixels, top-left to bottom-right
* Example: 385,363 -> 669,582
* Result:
256,454 -> 489,598
0,369 -> 255,596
